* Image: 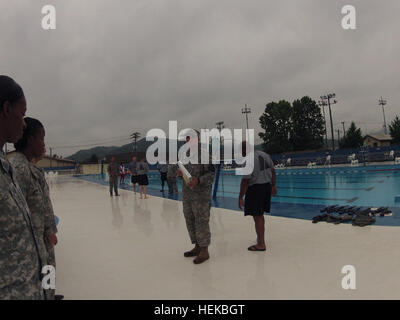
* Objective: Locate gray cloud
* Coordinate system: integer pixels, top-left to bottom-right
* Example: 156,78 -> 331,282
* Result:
1,0 -> 399,156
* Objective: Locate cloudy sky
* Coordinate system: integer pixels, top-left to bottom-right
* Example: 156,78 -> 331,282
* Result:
1,0 -> 399,156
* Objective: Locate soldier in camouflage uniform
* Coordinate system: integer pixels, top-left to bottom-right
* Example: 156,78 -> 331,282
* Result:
33,165 -> 57,268
178,131 -> 216,264
0,75 -> 44,299
10,117 -> 58,300
167,163 -> 178,194
107,156 -> 120,196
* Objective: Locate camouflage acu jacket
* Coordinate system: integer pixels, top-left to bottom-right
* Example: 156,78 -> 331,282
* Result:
10,152 -> 57,267
0,150 -> 44,299
181,159 -> 216,201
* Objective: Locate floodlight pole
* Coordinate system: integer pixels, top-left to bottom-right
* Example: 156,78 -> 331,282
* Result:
318,100 -> 329,148
320,93 -> 337,151
379,97 -> 388,135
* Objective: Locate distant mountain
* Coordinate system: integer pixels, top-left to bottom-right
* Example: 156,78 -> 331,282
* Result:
66,146 -> 122,163
66,138 -> 185,163
66,137 -> 265,163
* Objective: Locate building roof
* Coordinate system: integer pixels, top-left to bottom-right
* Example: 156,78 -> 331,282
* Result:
364,134 -> 393,142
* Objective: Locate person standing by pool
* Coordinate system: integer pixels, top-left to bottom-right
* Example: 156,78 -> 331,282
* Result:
239,141 -> 277,252
10,117 -> 61,299
179,131 -> 215,264
127,156 -> 138,194
119,162 -> 127,184
107,156 -> 119,196
32,149 -> 60,286
137,156 -> 149,199
167,162 -> 178,194
157,162 -> 168,192
0,75 -> 44,299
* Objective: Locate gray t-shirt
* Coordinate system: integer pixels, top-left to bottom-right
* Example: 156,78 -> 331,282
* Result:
127,161 -> 137,174
157,164 -> 168,173
243,150 -> 274,186
137,162 -> 149,175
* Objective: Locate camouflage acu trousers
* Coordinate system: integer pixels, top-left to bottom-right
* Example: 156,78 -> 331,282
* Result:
109,177 -> 118,195
44,241 -> 56,300
182,199 -> 211,247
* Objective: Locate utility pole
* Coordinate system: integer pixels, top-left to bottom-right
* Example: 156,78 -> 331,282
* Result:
318,100 -> 329,148
341,121 -> 346,136
215,121 -> 225,161
130,132 -> 141,157
241,104 -> 251,141
320,93 -> 338,151
216,121 -> 224,132
378,97 -> 388,135
216,121 -> 225,142
337,129 -> 341,148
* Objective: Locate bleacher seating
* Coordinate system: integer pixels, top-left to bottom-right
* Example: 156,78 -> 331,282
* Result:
269,144 -> 400,167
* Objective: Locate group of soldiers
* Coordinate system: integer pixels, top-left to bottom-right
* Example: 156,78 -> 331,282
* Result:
0,75 -> 275,299
108,132 -> 276,265
0,75 -> 61,299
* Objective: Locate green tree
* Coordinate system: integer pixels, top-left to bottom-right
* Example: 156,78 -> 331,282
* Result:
389,115 -> 400,144
291,96 -> 325,151
339,122 -> 363,148
259,100 -> 293,154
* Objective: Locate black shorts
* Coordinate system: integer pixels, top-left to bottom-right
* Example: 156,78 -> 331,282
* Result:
244,183 -> 272,216
161,172 -> 167,181
131,174 -> 139,184
137,174 -> 149,186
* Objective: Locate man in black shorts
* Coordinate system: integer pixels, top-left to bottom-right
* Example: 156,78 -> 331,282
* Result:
157,162 -> 168,192
127,156 -> 138,193
238,142 -> 277,251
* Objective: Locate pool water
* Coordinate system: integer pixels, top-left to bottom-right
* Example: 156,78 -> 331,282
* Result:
82,164 -> 400,207
218,165 -> 400,207
75,164 -> 400,226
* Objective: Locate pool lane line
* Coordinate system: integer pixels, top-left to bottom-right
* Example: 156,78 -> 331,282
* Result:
214,189 -> 360,203
260,180 -> 385,185
216,183 -> 374,191
274,186 -> 374,191
273,195 -> 359,203
271,175 -> 392,181
366,168 -> 400,172
219,181 -> 381,188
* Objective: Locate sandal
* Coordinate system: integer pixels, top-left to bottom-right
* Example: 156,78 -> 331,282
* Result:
248,245 -> 266,252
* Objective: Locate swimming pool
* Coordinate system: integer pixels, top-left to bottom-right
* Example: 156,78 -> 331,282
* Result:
75,163 -> 400,226
217,164 -> 400,207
